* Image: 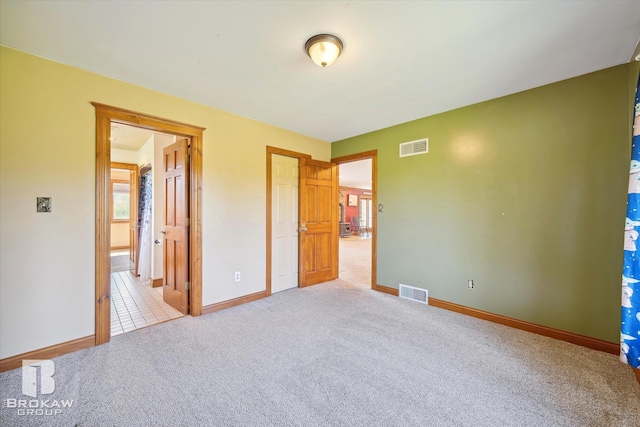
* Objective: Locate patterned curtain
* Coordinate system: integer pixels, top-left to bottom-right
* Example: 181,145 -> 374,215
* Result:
621,73 -> 640,368
137,172 -> 153,281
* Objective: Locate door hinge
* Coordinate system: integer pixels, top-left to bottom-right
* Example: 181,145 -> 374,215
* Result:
185,217 -> 190,227
185,281 -> 190,291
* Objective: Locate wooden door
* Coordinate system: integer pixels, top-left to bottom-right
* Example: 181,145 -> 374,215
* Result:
129,169 -> 139,274
271,154 -> 299,293
163,138 -> 189,314
299,158 -> 338,287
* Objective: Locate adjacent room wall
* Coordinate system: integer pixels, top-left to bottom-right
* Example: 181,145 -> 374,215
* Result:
0,46 -> 330,359
112,148 -> 138,164
339,187 -> 370,225
332,64 -> 636,343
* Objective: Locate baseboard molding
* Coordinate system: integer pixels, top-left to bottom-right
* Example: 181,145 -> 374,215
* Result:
371,284 -> 618,355
202,291 -> 267,315
428,297 -> 619,355
0,335 -> 95,373
152,278 -> 162,288
372,283 -> 399,296
110,245 -> 129,250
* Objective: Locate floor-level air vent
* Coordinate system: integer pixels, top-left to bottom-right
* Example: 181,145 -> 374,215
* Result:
399,138 -> 428,157
399,284 -> 428,304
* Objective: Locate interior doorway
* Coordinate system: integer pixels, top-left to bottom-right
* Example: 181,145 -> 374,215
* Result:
108,127 -> 189,336
94,103 -> 205,345
332,151 -> 378,290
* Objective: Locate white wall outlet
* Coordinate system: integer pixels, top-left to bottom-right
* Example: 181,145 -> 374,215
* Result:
234,271 -> 241,282
468,279 -> 474,289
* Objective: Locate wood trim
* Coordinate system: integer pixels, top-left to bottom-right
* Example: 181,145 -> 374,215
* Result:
267,146 -> 312,160
373,283 -> 399,296
110,162 -> 138,171
110,245 -> 130,251
371,285 -> 620,356
189,132 -> 204,316
95,111 -> 111,346
265,146 -> 311,296
202,291 -> 267,315
0,336 -> 95,373
634,368 -> 640,384
152,278 -> 163,288
93,103 -> 205,345
332,150 -> 378,164
428,297 -> 619,355
332,150 -> 378,290
92,102 -> 206,134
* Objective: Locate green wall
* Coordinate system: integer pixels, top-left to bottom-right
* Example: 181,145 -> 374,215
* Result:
333,64 -> 638,343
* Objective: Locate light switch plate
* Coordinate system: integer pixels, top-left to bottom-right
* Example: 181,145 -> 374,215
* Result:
37,197 -> 52,213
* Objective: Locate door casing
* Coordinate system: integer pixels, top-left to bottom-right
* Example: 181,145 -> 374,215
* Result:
93,102 -> 205,345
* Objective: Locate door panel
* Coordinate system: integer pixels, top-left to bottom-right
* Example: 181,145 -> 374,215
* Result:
271,154 -> 299,293
163,138 -> 189,314
299,158 -> 338,287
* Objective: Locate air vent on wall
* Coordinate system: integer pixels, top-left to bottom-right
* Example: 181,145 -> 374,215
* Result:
399,284 -> 428,304
399,138 -> 428,157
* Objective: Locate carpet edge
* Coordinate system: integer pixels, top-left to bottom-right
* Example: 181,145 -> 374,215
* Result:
372,283 -> 619,355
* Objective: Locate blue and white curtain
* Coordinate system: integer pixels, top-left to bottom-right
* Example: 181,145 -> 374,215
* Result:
137,172 -> 153,281
621,73 -> 640,368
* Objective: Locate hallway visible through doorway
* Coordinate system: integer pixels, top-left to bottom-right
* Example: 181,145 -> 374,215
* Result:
339,235 -> 371,288
336,156 -> 374,289
110,267 -> 184,336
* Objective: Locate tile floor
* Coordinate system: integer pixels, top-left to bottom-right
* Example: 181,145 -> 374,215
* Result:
110,270 -> 184,336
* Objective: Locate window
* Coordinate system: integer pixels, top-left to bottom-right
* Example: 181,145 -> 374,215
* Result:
111,180 -> 130,222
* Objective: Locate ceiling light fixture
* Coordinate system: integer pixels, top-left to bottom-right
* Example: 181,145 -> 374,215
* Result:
305,34 -> 343,68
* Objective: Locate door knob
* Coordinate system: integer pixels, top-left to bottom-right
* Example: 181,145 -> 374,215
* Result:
160,230 -> 166,234
300,226 -> 307,232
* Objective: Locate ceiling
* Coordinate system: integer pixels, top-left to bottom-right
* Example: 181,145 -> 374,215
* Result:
110,124 -> 155,151
339,159 -> 372,190
1,1 -> 639,142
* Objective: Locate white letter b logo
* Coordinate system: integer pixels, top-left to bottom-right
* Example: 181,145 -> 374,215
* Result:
22,360 -> 55,398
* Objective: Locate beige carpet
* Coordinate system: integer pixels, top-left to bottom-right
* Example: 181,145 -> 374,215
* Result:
339,236 -> 372,288
1,279 -> 638,426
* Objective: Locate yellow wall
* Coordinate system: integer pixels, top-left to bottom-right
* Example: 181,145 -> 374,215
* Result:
110,223 -> 130,248
0,46 -> 330,359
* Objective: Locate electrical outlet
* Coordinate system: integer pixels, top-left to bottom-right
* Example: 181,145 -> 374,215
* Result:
467,279 -> 474,289
234,271 -> 241,282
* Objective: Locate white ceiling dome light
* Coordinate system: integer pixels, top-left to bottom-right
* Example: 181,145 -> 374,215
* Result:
305,34 -> 343,68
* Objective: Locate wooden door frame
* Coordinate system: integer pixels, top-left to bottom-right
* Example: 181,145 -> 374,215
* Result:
331,150 -> 378,290
265,146 -> 311,296
93,102 -> 205,346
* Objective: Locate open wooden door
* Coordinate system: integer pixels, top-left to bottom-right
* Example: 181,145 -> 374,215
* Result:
299,158 -> 338,287
163,138 -> 190,314
129,168 -> 139,274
